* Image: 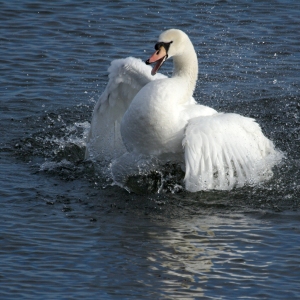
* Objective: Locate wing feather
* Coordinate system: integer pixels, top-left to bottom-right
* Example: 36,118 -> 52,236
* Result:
183,113 -> 282,191
85,57 -> 166,161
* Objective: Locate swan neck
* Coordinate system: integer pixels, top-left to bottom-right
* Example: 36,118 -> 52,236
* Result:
172,50 -> 198,96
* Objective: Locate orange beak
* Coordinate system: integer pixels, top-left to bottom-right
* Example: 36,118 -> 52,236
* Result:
145,46 -> 168,76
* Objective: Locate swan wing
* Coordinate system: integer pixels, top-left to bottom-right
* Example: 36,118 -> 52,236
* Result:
85,57 -> 166,161
183,113 -> 282,191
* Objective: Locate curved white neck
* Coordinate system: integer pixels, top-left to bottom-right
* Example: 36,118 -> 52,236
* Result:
172,46 -> 198,100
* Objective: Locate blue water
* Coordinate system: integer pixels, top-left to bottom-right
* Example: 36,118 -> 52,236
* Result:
1,1 -> 299,299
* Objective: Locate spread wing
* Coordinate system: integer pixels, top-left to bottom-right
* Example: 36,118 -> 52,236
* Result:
85,57 -> 166,162
183,113 -> 282,191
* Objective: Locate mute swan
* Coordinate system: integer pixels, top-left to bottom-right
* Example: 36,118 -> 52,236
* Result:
86,29 -> 282,192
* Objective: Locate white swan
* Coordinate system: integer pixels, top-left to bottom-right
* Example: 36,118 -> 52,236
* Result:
86,29 -> 282,192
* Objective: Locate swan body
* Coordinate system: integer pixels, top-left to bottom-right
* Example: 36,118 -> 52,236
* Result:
86,29 -> 282,191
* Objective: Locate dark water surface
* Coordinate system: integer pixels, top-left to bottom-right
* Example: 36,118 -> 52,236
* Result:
1,1 -> 300,299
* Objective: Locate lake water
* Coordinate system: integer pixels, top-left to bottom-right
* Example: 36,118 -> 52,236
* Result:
1,1 -> 299,299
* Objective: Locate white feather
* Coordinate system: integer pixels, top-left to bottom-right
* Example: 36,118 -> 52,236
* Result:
183,113 -> 281,191
85,57 -> 166,161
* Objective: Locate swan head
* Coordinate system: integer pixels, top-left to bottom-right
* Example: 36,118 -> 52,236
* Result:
145,29 -> 191,76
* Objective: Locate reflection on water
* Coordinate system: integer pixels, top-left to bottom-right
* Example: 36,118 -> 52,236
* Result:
145,213 -> 300,299
0,157 -> 299,299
